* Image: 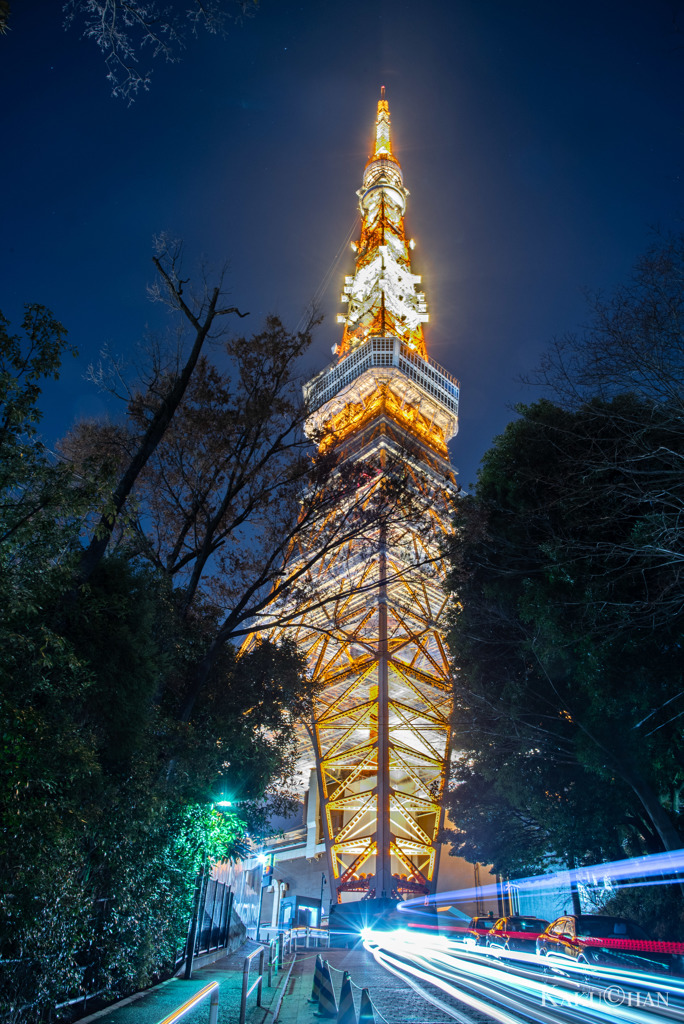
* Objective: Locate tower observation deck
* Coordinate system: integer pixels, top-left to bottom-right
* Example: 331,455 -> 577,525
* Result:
246,91 -> 460,904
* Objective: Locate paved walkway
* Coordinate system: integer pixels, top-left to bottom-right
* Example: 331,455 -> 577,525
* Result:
79,942 -> 453,1024
80,941 -> 291,1024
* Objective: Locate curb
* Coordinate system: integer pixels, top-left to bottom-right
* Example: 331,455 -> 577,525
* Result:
263,952 -> 299,1024
76,977 -> 179,1024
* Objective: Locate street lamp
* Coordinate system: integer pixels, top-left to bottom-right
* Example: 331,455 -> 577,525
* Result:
320,872 -> 327,926
256,852 -> 274,942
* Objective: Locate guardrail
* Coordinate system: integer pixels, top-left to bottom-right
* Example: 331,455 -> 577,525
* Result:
267,937 -> 279,986
291,926 -> 330,949
239,946 -> 265,1024
158,981 -> 219,1024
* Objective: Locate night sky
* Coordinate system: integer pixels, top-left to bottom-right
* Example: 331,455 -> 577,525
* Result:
3,1 -> 683,487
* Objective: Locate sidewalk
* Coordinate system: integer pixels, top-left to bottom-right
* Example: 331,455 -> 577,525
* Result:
79,940 -> 295,1024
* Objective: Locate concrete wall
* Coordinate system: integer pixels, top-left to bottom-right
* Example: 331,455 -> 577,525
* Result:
435,847 -> 493,918
261,852 -> 329,928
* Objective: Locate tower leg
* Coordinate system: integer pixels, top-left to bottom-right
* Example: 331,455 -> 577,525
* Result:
376,529 -> 392,898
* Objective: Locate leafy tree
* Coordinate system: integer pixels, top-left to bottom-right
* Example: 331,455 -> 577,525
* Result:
0,305 -> 78,542
445,237 -> 684,877
445,754 -> 649,881
60,242 -> 416,725
64,304 -> 317,617
444,395 -> 684,876
0,301 -> 306,1020
524,230 -> 684,630
599,882 -> 684,942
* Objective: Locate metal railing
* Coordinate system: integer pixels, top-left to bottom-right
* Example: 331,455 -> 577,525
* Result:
183,873 -> 234,978
239,946 -> 265,1024
158,981 -> 219,1024
259,925 -> 329,950
279,929 -> 295,957
304,335 -> 460,420
291,925 -> 330,949
267,937 -> 279,986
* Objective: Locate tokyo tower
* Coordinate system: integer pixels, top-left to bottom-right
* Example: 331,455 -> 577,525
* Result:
249,90 -> 460,904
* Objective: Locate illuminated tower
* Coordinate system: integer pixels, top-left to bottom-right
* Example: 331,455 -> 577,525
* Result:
251,91 -> 460,903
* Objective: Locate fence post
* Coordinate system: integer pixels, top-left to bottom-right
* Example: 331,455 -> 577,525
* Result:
209,985 -> 219,1024
239,946 -> 267,1024
209,879 -> 221,949
184,864 -> 207,980
257,948 -> 264,1006
240,956 -> 250,1024
196,873 -> 210,954
217,883 -> 228,949
278,930 -> 284,965
226,890 -> 234,947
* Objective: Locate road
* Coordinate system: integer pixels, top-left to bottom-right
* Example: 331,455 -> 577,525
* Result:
310,933 -> 684,1024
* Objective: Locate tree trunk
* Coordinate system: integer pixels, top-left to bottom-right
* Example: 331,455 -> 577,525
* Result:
618,761 -> 683,854
567,856 -> 582,915
76,271 -> 247,587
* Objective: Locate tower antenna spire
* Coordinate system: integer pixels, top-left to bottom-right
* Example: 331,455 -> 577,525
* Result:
337,91 -> 428,359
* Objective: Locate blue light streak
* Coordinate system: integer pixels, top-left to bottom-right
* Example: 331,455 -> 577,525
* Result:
400,847 -> 684,912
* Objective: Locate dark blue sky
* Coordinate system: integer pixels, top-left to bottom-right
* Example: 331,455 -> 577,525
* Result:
3,0 -> 683,486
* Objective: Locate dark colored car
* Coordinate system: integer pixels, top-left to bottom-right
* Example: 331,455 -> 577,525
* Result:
486,916 -> 550,954
463,916 -> 497,948
536,915 -> 678,976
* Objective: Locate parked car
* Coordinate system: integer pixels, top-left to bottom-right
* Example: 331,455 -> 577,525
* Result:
536,915 -> 678,976
486,916 -> 549,954
463,915 -> 497,948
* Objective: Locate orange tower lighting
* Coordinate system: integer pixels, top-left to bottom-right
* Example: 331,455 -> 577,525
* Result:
245,91 -> 460,903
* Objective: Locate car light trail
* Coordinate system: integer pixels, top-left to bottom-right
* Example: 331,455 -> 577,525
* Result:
484,941 -> 684,999
424,942 -> 684,1019
363,929 -> 684,1023
365,938 -> 535,1024
400,847 -> 684,917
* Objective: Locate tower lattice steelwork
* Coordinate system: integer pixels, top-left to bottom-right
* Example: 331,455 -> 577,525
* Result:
247,91 -> 460,903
